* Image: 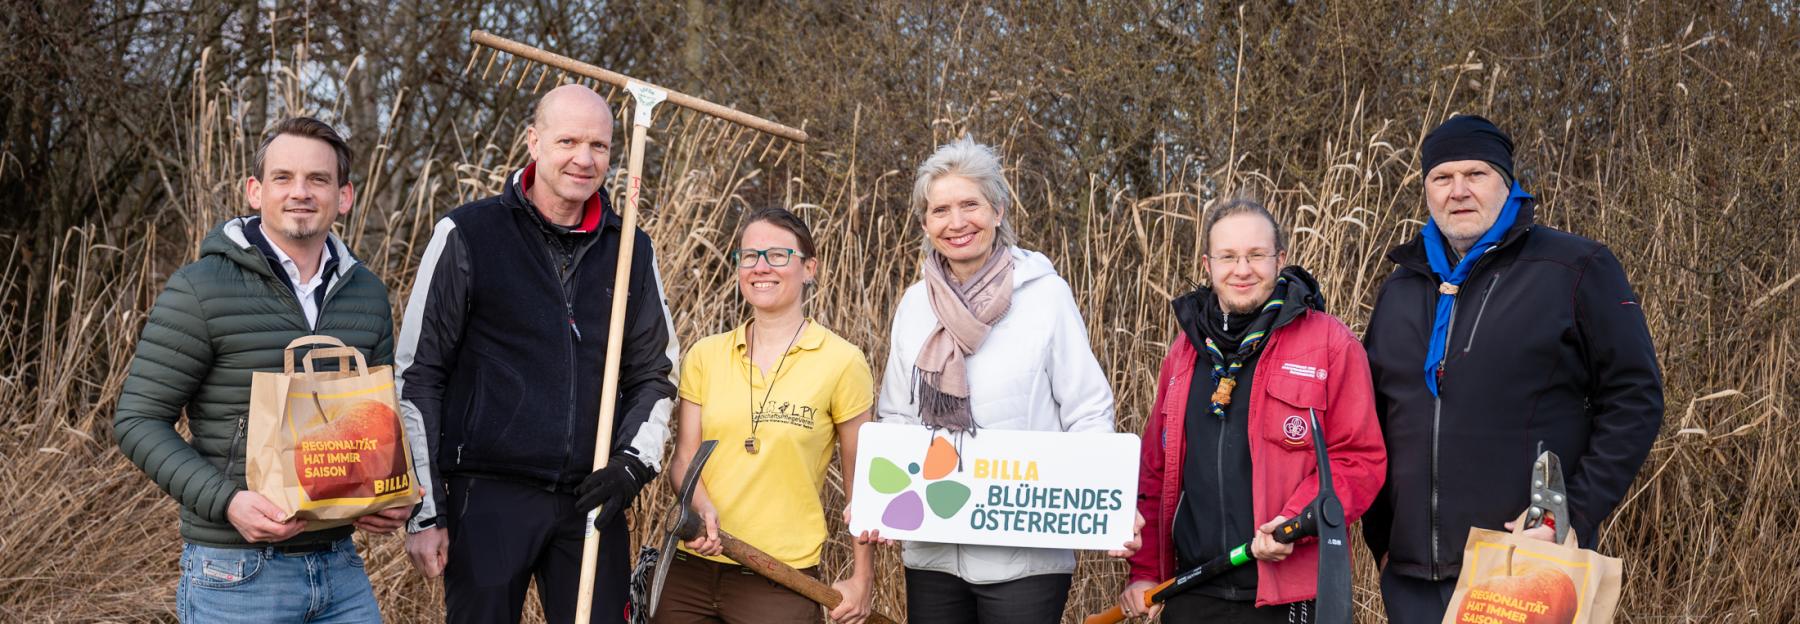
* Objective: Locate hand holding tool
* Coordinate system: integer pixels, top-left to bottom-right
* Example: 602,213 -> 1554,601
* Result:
1085,410 -> 1350,624
643,440 -> 897,624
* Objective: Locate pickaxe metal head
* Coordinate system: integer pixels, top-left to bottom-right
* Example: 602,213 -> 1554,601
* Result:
646,439 -> 717,618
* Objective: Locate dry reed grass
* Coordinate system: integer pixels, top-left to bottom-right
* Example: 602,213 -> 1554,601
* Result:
3,4 -> 1798,624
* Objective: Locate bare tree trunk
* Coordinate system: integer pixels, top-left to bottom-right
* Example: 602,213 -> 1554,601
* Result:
682,0 -> 707,94
242,0 -> 267,135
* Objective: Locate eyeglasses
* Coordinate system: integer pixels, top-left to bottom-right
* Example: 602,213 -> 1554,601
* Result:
731,247 -> 806,268
1209,252 -> 1278,266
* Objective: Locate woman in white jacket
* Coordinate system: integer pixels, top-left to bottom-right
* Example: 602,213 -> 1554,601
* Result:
874,137 -> 1128,623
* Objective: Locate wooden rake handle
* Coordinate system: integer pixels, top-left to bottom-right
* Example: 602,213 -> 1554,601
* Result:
717,530 -> 897,624
469,30 -> 810,144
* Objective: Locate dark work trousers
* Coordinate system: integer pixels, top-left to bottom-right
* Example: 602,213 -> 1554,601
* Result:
903,568 -> 1071,624
1378,566 -> 1458,624
444,476 -> 631,624
1162,592 -> 1314,623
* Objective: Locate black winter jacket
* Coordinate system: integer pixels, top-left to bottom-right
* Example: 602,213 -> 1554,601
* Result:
396,165 -> 678,531
1361,200 -> 1663,581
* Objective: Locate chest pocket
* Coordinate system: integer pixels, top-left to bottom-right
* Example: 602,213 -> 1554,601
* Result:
1262,371 -> 1328,451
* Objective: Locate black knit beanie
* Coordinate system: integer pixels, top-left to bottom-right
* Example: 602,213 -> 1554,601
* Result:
1420,115 -> 1514,183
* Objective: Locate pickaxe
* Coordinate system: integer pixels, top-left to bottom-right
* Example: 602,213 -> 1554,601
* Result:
645,439 -> 898,624
1084,410 -> 1351,623
466,30 -> 810,624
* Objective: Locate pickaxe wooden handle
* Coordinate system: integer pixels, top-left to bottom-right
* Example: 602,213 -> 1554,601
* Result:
711,530 -> 898,624
649,442 -> 896,623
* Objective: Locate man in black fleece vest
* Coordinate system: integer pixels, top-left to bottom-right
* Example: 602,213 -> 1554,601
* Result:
1362,115 -> 1663,623
395,84 -> 679,624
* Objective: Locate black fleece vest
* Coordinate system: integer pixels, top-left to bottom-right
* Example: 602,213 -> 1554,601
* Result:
438,199 -> 622,489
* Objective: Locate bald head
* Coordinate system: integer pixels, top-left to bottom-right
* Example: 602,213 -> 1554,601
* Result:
525,84 -> 616,221
532,84 -> 612,129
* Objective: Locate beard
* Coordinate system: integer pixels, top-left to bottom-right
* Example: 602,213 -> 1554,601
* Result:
1215,285 -> 1275,314
277,221 -> 326,241
1220,299 -> 1256,314
1437,220 -> 1490,250
271,206 -> 332,242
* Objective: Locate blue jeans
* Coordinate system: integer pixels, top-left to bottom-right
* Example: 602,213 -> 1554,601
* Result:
176,537 -> 381,623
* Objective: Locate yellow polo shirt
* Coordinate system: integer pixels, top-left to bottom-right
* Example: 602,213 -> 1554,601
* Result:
677,319 -> 874,568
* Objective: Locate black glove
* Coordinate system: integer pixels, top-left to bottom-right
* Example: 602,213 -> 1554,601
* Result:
575,452 -> 653,530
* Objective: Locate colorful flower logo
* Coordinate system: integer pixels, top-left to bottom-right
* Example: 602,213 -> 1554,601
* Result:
868,435 -> 972,529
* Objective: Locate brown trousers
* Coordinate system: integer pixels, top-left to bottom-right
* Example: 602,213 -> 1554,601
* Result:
651,551 -> 822,624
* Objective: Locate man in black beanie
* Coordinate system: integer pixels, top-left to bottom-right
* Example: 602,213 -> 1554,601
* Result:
1359,115 -> 1664,622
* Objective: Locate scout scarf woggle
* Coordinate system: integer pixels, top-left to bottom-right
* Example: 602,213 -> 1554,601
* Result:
1420,180 -> 1531,396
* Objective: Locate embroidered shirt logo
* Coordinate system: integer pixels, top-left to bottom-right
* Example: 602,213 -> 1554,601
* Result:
1282,415 -> 1309,446
1281,362 -> 1327,380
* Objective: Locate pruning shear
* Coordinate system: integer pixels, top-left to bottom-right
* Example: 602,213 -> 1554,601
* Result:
1523,444 -> 1570,544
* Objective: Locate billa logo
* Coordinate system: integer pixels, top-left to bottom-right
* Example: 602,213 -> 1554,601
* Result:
868,436 -> 972,530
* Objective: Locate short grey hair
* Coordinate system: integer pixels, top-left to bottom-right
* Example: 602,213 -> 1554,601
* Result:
910,136 -> 1020,254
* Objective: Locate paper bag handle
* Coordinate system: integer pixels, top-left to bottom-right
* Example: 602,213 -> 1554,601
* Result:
285,335 -> 346,350
301,347 -> 369,377
283,335 -> 349,373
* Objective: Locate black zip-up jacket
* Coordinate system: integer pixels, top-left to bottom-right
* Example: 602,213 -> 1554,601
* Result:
396,165 -> 678,531
1361,199 -> 1663,581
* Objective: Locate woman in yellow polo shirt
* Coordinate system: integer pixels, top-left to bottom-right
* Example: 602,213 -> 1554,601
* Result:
658,207 -> 875,624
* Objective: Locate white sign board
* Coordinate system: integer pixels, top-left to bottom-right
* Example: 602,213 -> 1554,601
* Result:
848,422 -> 1140,550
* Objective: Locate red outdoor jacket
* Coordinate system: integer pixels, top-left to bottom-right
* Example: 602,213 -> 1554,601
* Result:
1127,308 -> 1386,607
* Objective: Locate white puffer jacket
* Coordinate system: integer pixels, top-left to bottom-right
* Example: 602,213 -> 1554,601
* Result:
876,246 -> 1117,583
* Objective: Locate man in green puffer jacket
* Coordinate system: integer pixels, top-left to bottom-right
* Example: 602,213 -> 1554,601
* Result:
114,117 -> 404,623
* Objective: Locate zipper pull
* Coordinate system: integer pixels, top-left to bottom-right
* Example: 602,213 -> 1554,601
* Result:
569,316 -> 582,341
1222,308 -> 1229,331
456,444 -> 464,465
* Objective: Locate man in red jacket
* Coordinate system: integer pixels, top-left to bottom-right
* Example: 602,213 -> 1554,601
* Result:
1119,197 -> 1386,623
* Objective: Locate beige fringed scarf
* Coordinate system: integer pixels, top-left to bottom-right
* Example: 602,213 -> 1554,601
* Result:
913,248 -> 1015,432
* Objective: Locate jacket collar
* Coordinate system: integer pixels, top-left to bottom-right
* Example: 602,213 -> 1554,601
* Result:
1170,265 -> 1325,351
206,216 -> 358,281
1387,196 -> 1537,276
508,163 -> 617,234
242,217 -> 340,284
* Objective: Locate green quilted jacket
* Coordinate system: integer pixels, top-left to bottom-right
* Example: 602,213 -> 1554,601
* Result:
113,217 -> 394,548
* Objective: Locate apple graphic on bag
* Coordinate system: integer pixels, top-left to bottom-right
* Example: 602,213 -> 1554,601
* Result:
1455,564 -> 1579,624
293,398 -> 405,502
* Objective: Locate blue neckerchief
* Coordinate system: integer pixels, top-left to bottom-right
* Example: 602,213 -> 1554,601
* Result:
1420,181 -> 1531,395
